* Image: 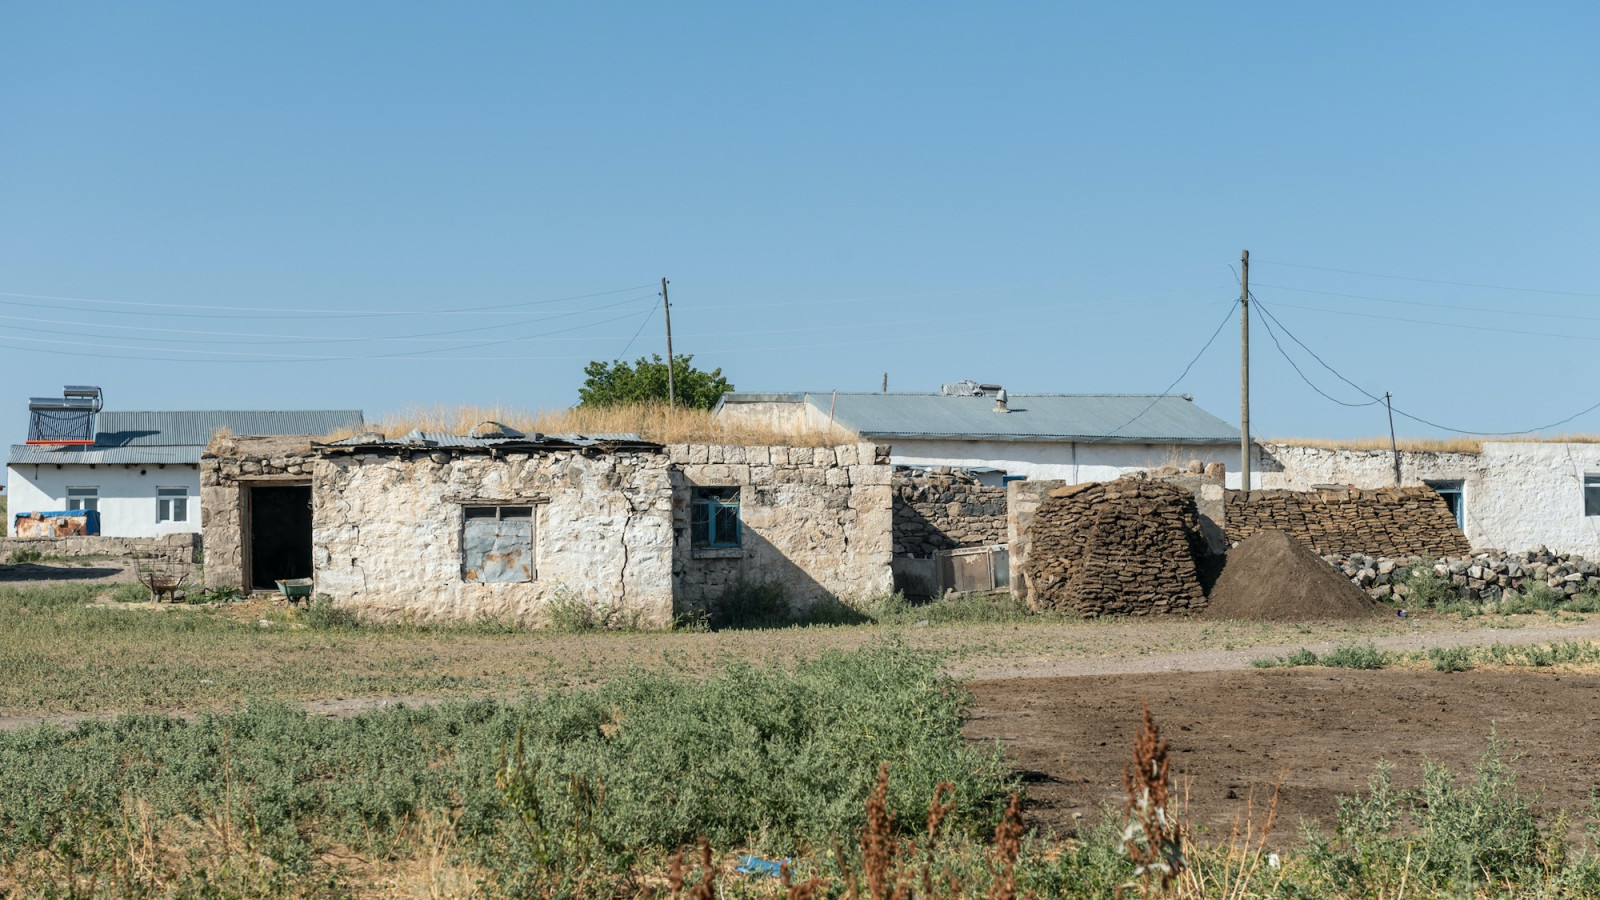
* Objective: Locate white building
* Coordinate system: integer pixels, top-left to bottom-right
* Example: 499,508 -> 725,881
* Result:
7,408 -> 363,538
714,382 -> 1246,486
1259,440 -> 1600,558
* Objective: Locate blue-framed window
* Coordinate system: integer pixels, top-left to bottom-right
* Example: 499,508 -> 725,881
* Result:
691,487 -> 741,548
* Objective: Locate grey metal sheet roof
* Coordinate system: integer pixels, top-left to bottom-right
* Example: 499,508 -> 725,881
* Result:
95,410 -> 364,447
322,431 -> 656,452
9,444 -> 201,466
782,392 -> 1238,444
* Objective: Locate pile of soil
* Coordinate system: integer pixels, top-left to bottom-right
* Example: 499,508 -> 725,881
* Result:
1203,529 -> 1378,621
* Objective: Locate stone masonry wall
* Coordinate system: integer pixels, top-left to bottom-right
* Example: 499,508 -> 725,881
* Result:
313,448 -> 674,627
1327,547 -> 1600,603
1020,476 -> 1209,618
892,468 -> 1006,557
670,442 -> 894,613
200,437 -> 317,590
0,533 -> 200,566
1226,487 -> 1471,557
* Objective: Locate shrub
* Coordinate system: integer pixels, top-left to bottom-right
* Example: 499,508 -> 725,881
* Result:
1319,641 -> 1389,669
1428,645 -> 1475,672
544,585 -> 603,633
6,548 -> 43,565
302,595 -> 359,630
711,579 -> 791,629
1397,564 -> 1465,610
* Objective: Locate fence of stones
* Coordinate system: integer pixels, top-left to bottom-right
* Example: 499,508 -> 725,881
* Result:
0,533 -> 201,567
1226,487 -> 1470,558
892,468 -> 1006,557
1020,476 -> 1209,617
1324,546 -> 1600,603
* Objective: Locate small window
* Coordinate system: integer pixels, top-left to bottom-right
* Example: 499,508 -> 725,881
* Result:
66,486 -> 98,513
1586,476 -> 1600,518
157,487 -> 189,523
691,487 -> 741,548
462,505 -> 535,583
1002,474 -> 1028,485
1425,480 -> 1465,528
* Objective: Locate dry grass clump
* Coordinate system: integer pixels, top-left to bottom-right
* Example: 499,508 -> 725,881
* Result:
1273,433 -> 1600,453
319,404 -> 853,447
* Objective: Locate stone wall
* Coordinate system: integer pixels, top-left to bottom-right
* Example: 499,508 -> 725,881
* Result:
200,435 -> 317,591
0,533 -> 200,566
1327,547 -> 1600,603
669,442 -> 894,614
311,447 -> 675,627
1017,476 -> 1209,617
892,468 -> 1006,557
1226,487 -> 1471,557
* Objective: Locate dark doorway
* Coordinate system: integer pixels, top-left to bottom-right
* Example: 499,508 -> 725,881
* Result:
248,484 -> 313,590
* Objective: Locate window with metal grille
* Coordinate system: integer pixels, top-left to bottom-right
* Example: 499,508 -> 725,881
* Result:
66,486 -> 98,513
690,487 -> 741,548
462,505 -> 535,583
157,487 -> 189,523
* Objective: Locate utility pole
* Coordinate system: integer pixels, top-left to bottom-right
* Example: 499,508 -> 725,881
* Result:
1240,250 -> 1251,500
661,277 -> 675,409
1386,392 -> 1400,485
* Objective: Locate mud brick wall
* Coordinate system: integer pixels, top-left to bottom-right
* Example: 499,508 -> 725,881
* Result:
1020,477 -> 1209,618
892,468 -> 1006,557
1226,487 -> 1470,557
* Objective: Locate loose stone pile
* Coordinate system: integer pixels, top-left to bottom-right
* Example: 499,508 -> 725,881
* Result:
1326,546 -> 1600,602
1021,476 -> 1210,617
1226,487 -> 1470,558
892,468 -> 1006,557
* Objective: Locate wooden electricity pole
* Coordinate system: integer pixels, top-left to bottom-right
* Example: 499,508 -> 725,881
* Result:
1386,392 -> 1400,485
1240,250 -> 1251,499
661,277 -> 675,409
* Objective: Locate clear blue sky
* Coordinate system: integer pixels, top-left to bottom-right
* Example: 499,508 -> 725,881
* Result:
2,2 -> 1597,451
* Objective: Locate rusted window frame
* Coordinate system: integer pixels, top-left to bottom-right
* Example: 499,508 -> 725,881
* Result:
461,504 -> 537,583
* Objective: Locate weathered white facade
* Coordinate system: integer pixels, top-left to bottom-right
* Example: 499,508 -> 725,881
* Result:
6,463 -> 200,538
884,437 -> 1251,487
1261,441 -> 1600,557
202,435 -> 896,627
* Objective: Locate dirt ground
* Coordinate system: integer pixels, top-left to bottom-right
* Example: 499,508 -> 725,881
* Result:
966,667 -> 1600,844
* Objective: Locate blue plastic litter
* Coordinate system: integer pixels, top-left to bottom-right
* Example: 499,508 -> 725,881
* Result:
735,856 -> 788,878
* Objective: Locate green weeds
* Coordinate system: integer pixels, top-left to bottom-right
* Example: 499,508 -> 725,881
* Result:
1253,641 -> 1391,669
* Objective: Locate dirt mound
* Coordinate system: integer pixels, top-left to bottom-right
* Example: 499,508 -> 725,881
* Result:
1203,530 -> 1378,621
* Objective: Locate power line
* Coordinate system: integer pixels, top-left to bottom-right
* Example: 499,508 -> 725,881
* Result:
1252,293 -> 1600,436
1264,299 -> 1600,344
1095,299 -> 1240,441
0,283 -> 659,317
617,300 -> 660,360
1253,281 -> 1600,325
1256,260 -> 1600,299
1251,299 -> 1383,409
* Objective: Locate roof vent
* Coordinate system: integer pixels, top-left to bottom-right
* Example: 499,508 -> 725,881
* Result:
27,386 -> 102,445
993,388 -> 1010,414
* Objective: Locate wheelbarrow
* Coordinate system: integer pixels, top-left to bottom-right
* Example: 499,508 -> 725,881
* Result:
275,578 -> 315,605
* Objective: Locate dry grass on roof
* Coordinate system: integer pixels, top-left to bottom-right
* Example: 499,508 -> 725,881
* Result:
316,404 -> 856,447
1271,433 -> 1600,454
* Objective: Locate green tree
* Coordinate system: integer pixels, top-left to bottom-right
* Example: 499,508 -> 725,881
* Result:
578,354 -> 732,410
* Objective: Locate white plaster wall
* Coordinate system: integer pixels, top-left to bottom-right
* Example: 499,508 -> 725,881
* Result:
5,463 -> 201,537
311,450 -> 676,627
882,439 -> 1254,486
1260,442 -> 1600,557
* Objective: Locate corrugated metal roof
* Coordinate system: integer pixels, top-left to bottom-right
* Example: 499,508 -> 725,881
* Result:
740,392 -> 1238,444
95,410 -> 364,447
8,444 -> 202,466
321,431 -> 656,451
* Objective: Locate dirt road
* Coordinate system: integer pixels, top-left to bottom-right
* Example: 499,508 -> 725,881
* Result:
966,667 -> 1600,842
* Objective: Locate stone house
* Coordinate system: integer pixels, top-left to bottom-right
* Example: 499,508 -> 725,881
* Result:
200,429 -> 892,626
